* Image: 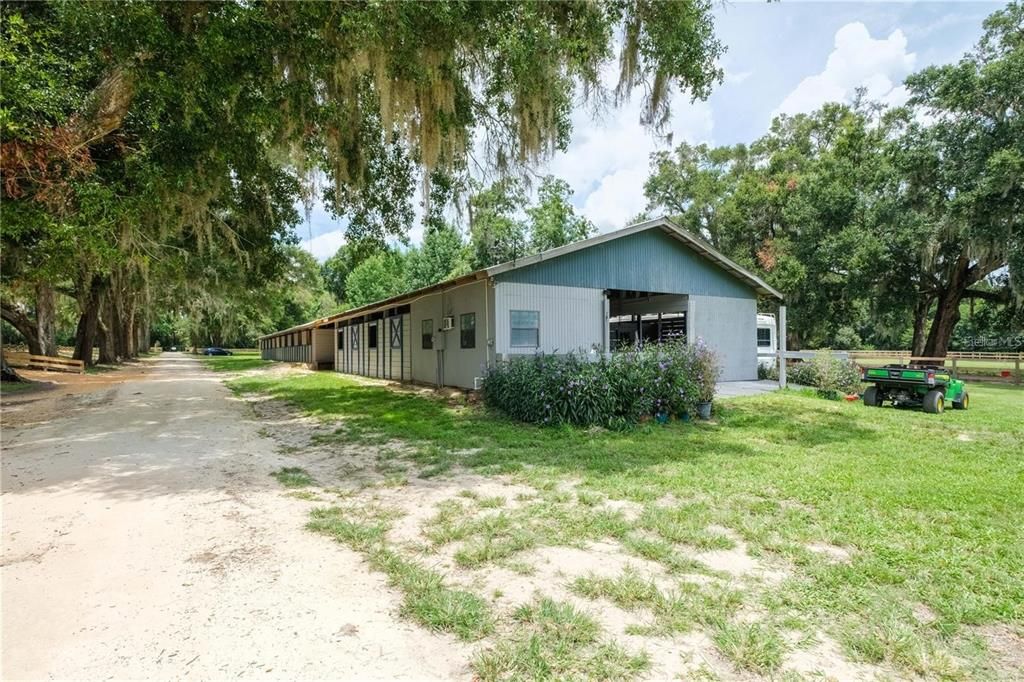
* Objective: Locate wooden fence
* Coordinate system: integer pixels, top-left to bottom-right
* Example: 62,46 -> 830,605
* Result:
4,351 -> 85,374
760,349 -> 1022,386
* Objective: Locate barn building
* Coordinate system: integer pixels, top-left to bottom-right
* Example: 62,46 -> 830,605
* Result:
259,217 -> 784,388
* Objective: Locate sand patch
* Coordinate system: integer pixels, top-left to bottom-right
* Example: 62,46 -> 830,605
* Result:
784,634 -> 888,681
978,623 -> 1024,677
806,541 -> 853,564
695,527 -> 788,584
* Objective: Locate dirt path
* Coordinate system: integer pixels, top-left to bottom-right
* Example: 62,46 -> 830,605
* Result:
1,354 -> 469,681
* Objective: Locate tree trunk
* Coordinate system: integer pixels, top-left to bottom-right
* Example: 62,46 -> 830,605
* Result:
0,303 -> 43,355
137,315 -> 149,354
36,283 -> 58,356
923,257 -> 970,358
109,285 -> 128,361
1,351 -> 25,382
124,299 -> 138,358
97,295 -> 117,364
73,275 -> 107,367
911,296 -> 932,357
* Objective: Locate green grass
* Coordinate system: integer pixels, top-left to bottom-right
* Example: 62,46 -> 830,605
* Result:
473,597 -> 649,681
711,622 -> 787,674
270,466 -> 314,487
0,381 -> 36,394
202,350 -> 271,372
421,492 -> 647,570
228,370 -> 1024,678
307,505 -> 494,641
570,569 -> 744,636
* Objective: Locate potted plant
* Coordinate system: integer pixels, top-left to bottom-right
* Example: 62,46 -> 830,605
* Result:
693,341 -> 720,420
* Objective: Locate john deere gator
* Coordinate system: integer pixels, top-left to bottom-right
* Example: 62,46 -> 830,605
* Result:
861,364 -> 969,414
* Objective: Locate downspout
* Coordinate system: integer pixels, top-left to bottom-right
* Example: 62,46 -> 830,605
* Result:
484,278 -> 492,370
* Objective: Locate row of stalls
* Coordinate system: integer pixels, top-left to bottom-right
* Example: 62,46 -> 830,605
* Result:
334,306 -> 412,381
259,304 -> 418,382
259,329 -> 312,364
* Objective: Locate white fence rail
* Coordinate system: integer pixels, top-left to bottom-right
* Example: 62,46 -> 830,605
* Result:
758,350 -> 1023,386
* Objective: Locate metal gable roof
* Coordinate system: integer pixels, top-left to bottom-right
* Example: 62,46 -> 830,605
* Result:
484,217 -> 784,300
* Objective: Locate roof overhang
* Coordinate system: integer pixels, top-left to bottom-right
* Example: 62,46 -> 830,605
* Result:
258,271 -> 490,340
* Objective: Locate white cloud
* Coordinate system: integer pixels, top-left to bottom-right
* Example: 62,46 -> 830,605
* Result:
725,69 -> 753,85
301,228 -> 346,262
773,22 -> 916,118
546,90 -> 714,233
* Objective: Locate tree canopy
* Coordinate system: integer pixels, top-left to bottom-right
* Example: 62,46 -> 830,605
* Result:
640,2 -> 1023,354
1,0 -> 723,365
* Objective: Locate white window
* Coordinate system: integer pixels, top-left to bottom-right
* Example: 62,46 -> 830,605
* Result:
757,328 -> 772,348
510,310 -> 540,348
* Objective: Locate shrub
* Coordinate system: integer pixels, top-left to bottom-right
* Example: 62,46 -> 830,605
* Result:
788,351 -> 861,397
757,361 -> 777,381
482,339 -> 720,428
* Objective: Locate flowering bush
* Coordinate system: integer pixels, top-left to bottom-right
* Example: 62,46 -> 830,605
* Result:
482,339 -> 720,428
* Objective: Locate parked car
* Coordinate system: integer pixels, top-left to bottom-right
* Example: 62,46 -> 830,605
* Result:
203,347 -> 233,356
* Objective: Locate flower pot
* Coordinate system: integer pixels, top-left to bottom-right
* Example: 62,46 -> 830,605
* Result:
677,411 -> 691,422
655,412 -> 670,425
696,401 -> 712,420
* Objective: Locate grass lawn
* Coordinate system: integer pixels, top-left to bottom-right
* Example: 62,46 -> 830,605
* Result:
229,369 -> 1024,679
201,349 -> 272,372
0,381 -> 37,395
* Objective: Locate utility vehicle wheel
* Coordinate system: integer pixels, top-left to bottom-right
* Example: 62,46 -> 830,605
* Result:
923,389 -> 944,414
953,392 -> 969,410
863,386 -> 882,407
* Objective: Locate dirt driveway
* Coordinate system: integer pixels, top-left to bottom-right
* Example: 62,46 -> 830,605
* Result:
1,354 -> 468,680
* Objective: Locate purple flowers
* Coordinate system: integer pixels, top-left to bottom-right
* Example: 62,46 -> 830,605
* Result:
481,338 -> 719,428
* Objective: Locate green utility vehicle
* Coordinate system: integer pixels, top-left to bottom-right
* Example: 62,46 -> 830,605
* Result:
861,364 -> 969,414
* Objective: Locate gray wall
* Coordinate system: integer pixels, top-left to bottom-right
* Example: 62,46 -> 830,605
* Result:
687,295 -> 757,381
494,282 -> 605,357
314,328 -> 334,364
410,280 -> 492,389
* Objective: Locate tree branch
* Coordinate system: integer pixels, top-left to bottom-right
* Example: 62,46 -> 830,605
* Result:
963,287 -> 1011,303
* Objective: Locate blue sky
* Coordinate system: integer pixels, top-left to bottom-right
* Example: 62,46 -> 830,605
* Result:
301,1 -> 1002,260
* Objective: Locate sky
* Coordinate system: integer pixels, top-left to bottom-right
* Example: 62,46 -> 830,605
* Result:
301,1 -> 1002,261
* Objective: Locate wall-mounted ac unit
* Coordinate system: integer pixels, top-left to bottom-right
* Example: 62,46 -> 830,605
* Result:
441,316 -> 455,331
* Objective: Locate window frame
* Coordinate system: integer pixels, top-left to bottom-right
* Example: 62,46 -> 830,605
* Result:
460,312 -> 476,349
510,310 -> 540,348
368,322 -> 378,349
756,328 -> 772,348
421,319 -> 433,350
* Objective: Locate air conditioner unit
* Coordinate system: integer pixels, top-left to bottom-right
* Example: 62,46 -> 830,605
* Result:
441,316 -> 455,331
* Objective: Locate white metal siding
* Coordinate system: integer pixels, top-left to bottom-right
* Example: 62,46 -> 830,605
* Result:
410,280 -> 490,389
494,282 -> 605,357
687,295 -> 757,381
334,315 -> 412,381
